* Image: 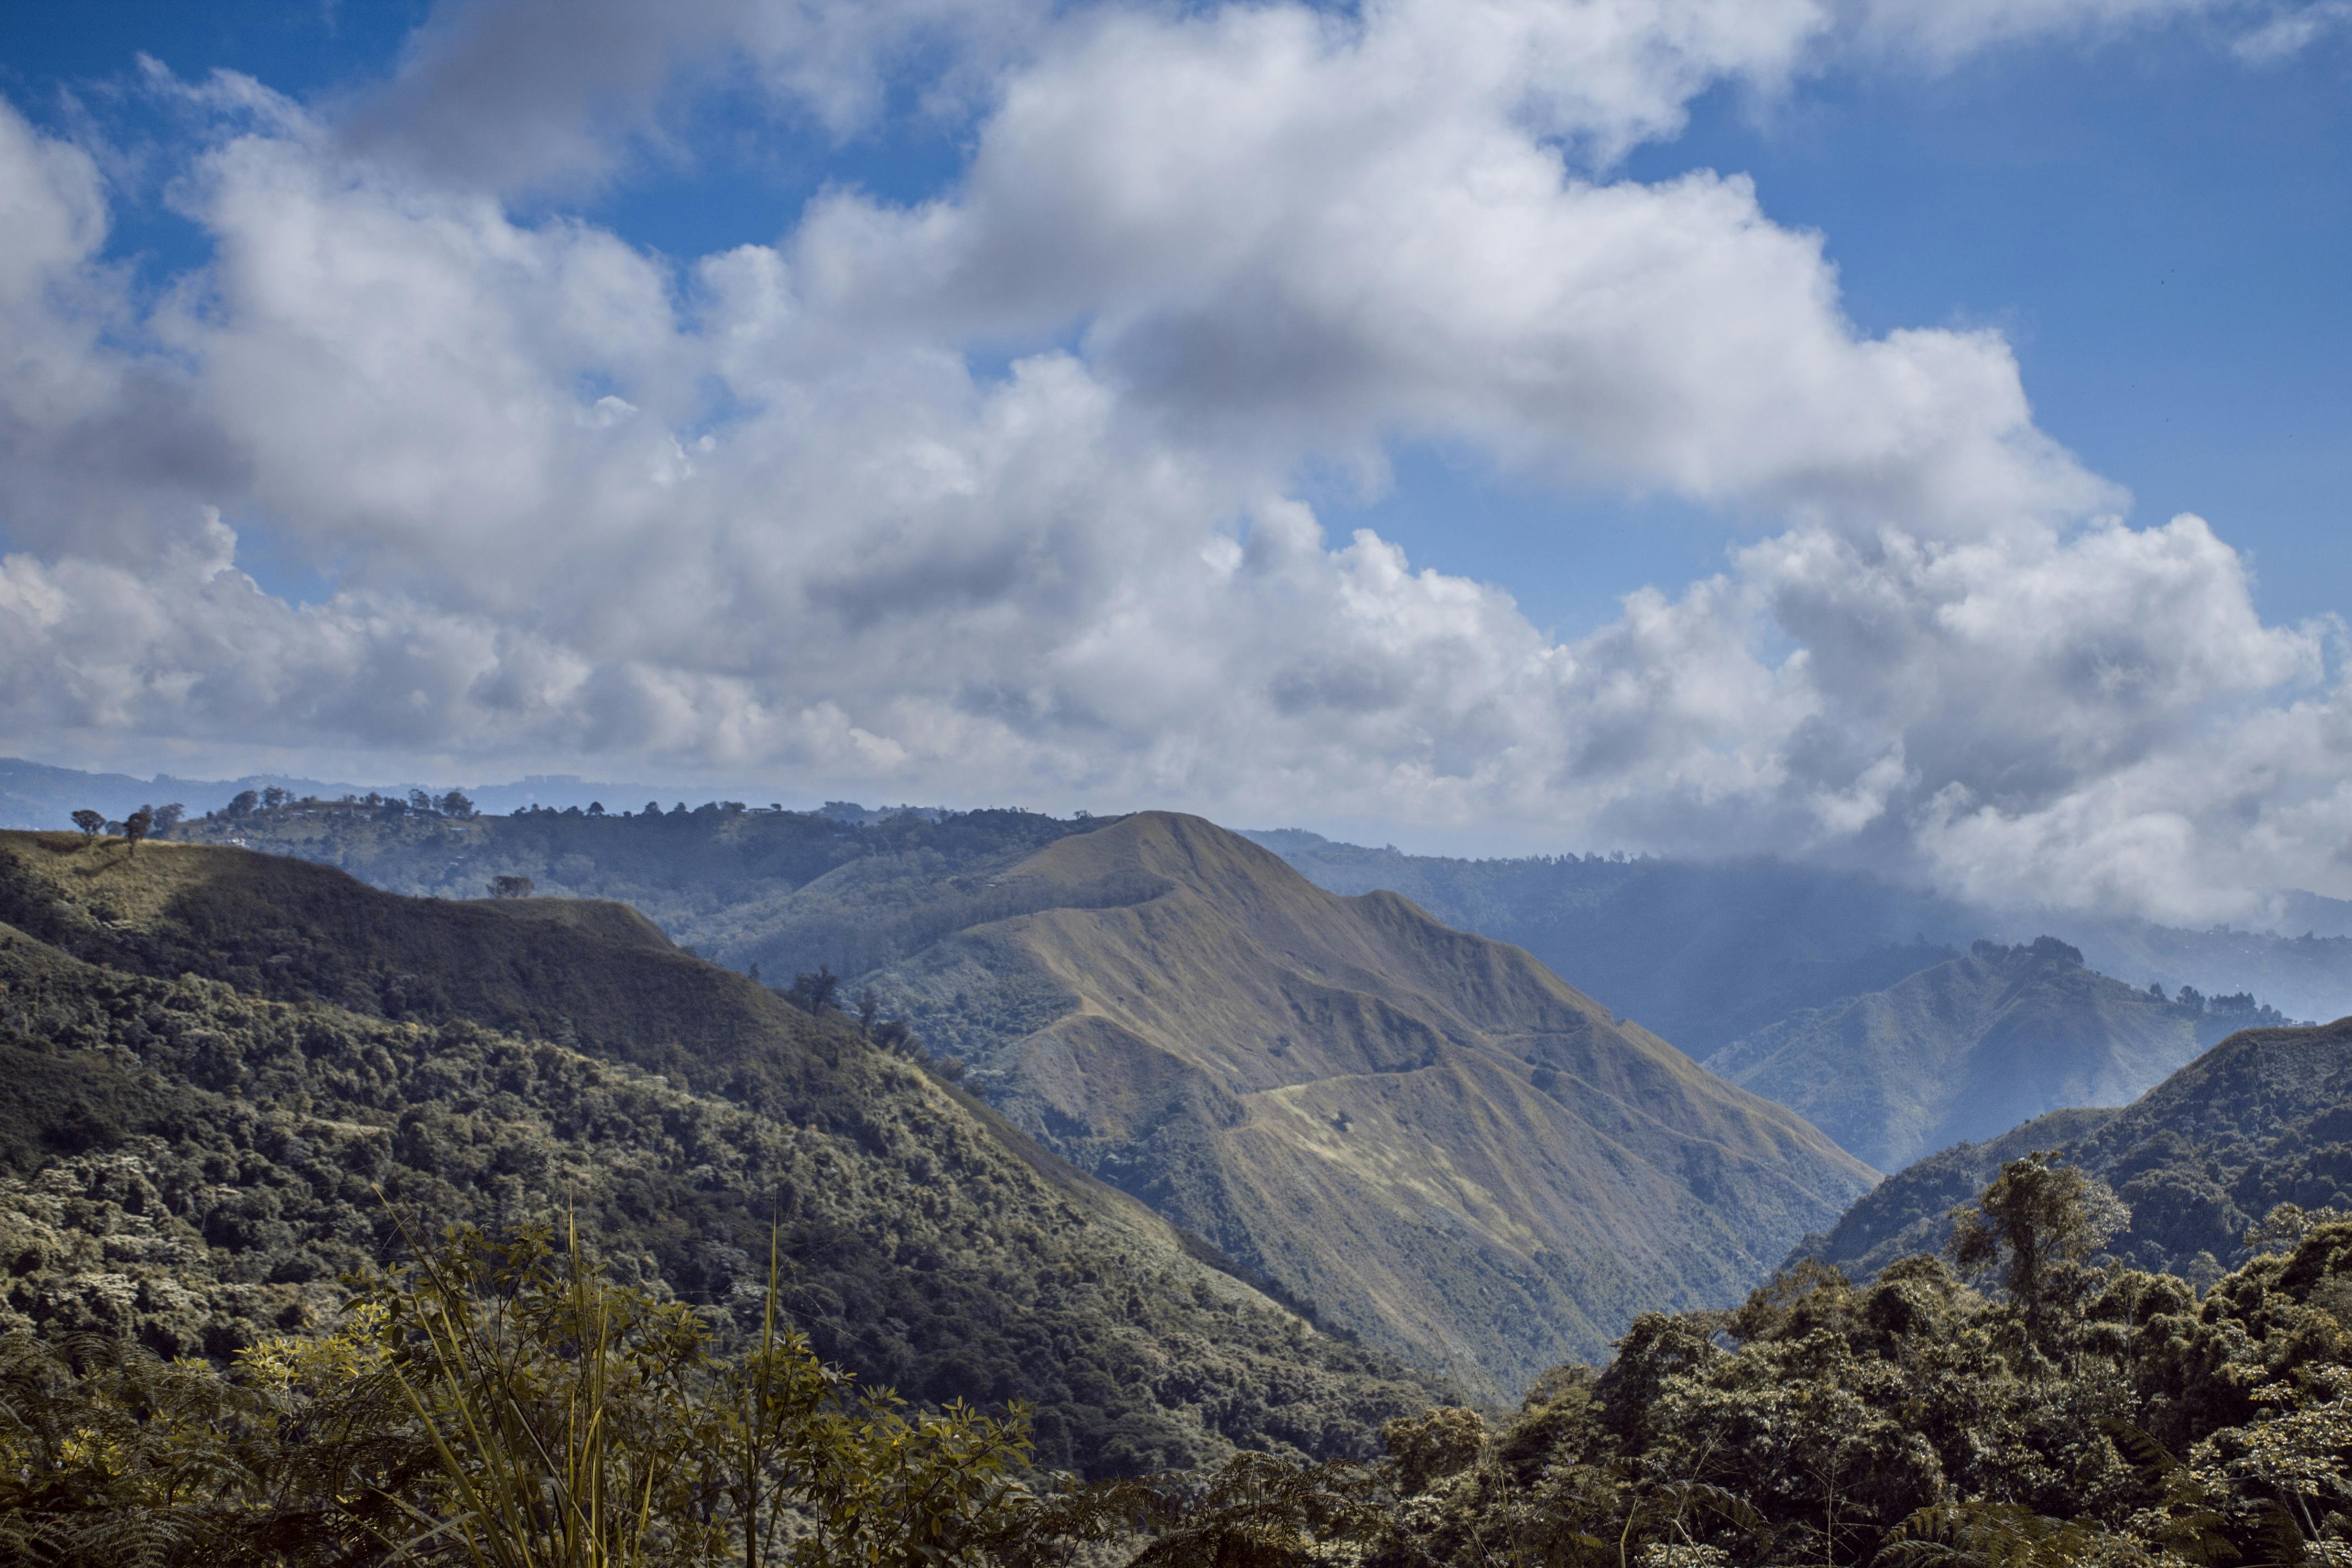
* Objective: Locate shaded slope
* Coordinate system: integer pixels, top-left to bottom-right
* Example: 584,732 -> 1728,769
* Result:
864,813 -> 1874,1395
0,831 -> 1435,1475
1807,1014 -> 2352,1283
1706,938 -> 2242,1170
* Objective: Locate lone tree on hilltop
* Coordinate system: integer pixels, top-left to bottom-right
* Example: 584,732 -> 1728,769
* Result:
70,809 -> 104,843
439,790 -> 475,819
123,805 -> 154,858
487,875 -> 536,899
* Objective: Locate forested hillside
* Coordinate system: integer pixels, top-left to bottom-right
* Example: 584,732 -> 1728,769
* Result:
1810,1013 -> 2352,1283
29,1135 -> 2352,1568
21,822 -> 2352,1568
170,799 -> 1871,1393
0,830 -> 1436,1476
1707,937 -> 2273,1170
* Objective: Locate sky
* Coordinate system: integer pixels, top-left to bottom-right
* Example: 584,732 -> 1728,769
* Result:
1,0 -> 2348,921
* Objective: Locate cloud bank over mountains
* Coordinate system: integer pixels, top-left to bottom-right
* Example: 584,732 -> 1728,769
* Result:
1,0 -> 2345,923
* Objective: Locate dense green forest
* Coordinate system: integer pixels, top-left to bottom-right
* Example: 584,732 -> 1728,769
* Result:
0,831 -> 1434,1481
1811,1014 -> 2352,1286
20,1136 -> 2352,1566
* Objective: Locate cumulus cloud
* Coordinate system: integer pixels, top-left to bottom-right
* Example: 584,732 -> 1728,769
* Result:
1,0 -> 2347,923
346,0 -> 1057,190
794,0 -> 2111,530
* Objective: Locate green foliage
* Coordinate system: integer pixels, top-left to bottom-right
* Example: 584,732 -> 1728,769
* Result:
1950,1155 -> 2131,1350
1814,1016 -> 2352,1284
0,1221 -> 1061,1567
1355,1182 -> 2352,1568
0,832 -> 1436,1478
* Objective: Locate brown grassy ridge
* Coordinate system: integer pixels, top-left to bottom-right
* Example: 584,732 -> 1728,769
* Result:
869,812 -> 1877,1398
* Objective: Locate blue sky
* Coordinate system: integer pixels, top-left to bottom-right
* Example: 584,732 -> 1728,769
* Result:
9,2 -> 2344,638
1,0 -> 2348,917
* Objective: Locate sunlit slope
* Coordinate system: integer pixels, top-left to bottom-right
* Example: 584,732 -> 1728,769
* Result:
0,830 -> 1436,1474
1707,939 -> 2236,1171
874,812 -> 1875,1394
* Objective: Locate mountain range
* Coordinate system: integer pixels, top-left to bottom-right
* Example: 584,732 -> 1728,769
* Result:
1703,935 -> 2269,1170
0,829 -> 1434,1475
851,811 -> 1872,1394
1808,1012 -> 2352,1283
153,797 -> 1872,1392
1244,829 -> 2352,1047
55,772 -> 2350,1393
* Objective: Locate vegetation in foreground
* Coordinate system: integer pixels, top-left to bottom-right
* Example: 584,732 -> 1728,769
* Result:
17,1152 -> 2352,1567
0,830 -> 1434,1476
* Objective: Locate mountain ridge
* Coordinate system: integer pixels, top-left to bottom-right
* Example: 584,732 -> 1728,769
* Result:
1806,1012 -> 2352,1283
1705,936 -> 2262,1170
0,829 -> 1438,1474
861,811 -> 1874,1395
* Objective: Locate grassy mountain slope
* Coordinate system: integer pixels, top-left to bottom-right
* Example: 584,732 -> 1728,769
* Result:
0,830 -> 1436,1476
1806,1013 -> 2352,1282
855,813 -> 1874,1396
1705,938 -> 2250,1170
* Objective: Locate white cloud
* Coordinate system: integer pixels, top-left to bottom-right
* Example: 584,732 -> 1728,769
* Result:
1839,0 -> 2232,68
2232,1 -> 2352,59
1,1 -> 2347,924
345,0 -> 1057,191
